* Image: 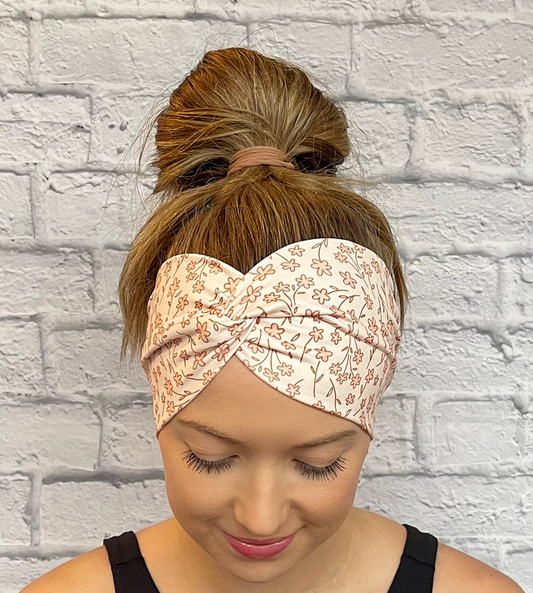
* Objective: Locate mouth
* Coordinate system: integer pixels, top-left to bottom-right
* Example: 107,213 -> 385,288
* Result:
229,534 -> 294,545
224,531 -> 297,559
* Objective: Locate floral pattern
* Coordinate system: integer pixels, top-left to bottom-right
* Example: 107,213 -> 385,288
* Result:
141,238 -> 402,441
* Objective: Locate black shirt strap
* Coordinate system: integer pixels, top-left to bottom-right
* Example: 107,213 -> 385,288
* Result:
387,523 -> 439,593
103,531 -> 160,593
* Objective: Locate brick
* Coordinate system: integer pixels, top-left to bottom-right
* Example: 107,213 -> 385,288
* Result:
510,257 -> 533,319
0,404 -> 100,470
1,557 -> 75,593
101,403 -> 162,468
45,172 -> 136,240
0,94 -> 90,165
393,328 -> 527,393
344,101 -> 410,176
248,21 -> 351,96
40,19 -> 246,88
0,477 -> 31,544
0,320 -> 43,394
433,399 -> 523,466
407,256 -> 498,319
195,0 -> 374,20
41,479 -> 171,546
424,102 -> 520,169
0,251 -> 93,314
89,93 -> 157,165
355,23 -> 533,90
363,397 -> 417,473
426,0 -> 512,10
55,328 -> 146,392
503,546 -> 533,593
355,474 -> 533,537
0,18 -> 28,85
95,249 -> 128,315
377,182 -> 533,244
0,173 -> 32,238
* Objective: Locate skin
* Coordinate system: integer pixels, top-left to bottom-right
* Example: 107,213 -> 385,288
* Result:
22,353 -> 527,593
157,355 -> 372,593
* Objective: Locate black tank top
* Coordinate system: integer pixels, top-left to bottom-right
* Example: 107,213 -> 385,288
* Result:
103,523 -> 438,592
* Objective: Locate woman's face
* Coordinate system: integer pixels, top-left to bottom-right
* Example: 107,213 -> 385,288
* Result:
158,355 -> 371,591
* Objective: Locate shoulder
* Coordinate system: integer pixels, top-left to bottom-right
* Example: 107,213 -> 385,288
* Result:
433,541 -> 526,593
19,545 -> 114,593
358,509 -> 525,593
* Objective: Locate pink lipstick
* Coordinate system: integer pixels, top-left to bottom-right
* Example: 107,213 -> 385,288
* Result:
224,532 -> 296,559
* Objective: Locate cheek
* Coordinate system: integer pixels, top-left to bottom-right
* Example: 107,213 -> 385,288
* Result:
162,451 -> 226,526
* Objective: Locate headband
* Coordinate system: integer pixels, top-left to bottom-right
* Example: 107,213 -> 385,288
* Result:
140,146 -> 401,441
140,237 -> 402,441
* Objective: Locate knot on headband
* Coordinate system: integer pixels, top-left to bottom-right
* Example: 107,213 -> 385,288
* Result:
140,238 -> 402,441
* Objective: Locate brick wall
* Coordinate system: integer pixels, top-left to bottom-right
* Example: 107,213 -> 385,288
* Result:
0,1 -> 531,591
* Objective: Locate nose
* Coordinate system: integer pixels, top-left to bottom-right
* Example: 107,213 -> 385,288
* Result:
232,468 -> 292,538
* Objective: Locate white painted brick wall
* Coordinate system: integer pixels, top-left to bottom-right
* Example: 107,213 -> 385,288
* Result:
0,1 -> 532,591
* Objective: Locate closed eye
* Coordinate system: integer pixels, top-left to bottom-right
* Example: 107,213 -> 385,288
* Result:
181,449 -> 347,482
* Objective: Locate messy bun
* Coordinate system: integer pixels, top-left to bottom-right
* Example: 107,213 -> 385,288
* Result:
118,47 -> 409,372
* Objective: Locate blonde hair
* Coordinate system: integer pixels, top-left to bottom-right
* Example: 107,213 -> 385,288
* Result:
118,47 -> 409,373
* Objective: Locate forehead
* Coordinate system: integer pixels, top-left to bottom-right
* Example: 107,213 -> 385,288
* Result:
175,355 -> 360,442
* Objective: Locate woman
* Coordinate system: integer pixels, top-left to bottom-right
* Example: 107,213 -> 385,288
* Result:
22,47 -> 524,593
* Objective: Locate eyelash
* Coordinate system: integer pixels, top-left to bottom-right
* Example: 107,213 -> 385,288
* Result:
181,449 -> 347,482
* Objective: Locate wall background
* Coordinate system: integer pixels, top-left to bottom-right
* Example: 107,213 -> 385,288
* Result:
1,0 -> 532,591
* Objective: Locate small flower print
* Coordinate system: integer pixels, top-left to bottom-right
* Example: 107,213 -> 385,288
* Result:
240,285 -> 263,304
208,260 -> 223,274
164,377 -> 173,396
168,277 -> 180,297
288,245 -> 305,257
329,362 -> 342,375
361,261 -> 373,276
224,276 -> 241,294
309,326 -> 324,342
351,374 -> 362,388
274,281 -> 291,293
315,346 -> 333,362
313,288 -> 330,305
253,263 -> 276,281
311,258 -> 333,276
192,279 -> 205,293
296,275 -> 314,289
336,372 -> 349,385
213,343 -> 231,362
330,330 -> 342,345
264,292 -> 282,303
281,259 -> 301,272
264,323 -> 285,339
196,321 -> 211,343
340,270 -> 358,289
281,341 -> 297,352
277,362 -> 294,377
264,368 -> 280,382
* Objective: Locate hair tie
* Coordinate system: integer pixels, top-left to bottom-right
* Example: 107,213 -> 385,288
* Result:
227,146 -> 295,176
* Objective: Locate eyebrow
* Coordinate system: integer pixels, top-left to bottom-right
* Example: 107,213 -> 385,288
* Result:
176,418 -> 359,448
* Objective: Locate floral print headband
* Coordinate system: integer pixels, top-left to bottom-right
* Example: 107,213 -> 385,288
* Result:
140,238 -> 402,441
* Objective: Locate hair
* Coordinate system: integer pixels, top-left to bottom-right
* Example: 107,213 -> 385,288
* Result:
117,47 -> 410,374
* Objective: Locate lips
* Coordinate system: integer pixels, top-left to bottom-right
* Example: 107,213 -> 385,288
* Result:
231,535 -> 292,545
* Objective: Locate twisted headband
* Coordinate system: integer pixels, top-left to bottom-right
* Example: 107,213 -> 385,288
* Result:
141,237 -> 402,441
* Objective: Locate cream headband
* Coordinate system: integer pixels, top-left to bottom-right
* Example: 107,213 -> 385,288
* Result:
140,238 -> 402,441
